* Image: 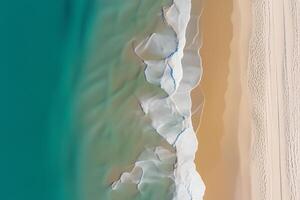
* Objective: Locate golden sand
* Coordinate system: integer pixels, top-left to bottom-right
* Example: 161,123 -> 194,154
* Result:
192,0 -> 251,199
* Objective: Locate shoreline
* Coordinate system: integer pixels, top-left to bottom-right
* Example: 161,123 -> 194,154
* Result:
226,0 -> 252,199
233,0 -> 252,199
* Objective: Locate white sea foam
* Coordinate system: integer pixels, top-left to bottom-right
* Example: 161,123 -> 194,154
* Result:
112,0 -> 205,199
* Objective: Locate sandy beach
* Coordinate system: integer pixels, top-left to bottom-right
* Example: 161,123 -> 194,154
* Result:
192,0 -> 252,199
193,0 -> 300,199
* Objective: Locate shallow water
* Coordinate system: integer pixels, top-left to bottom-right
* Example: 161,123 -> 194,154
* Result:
51,1 -> 174,199
49,0 -> 204,200
0,0 -> 205,199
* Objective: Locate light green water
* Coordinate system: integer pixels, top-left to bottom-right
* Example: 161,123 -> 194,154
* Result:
49,0 -> 176,200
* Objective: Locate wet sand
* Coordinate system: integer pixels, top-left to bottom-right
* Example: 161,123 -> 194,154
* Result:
192,0 -> 251,199
194,0 -> 234,198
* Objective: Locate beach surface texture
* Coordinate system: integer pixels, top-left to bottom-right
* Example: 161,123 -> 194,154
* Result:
195,0 -> 300,199
248,0 -> 300,199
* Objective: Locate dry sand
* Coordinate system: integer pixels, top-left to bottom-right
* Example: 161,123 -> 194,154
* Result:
247,0 -> 300,199
192,0 -> 252,199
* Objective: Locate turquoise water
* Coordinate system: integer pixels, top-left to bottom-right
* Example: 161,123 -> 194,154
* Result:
52,0 -> 175,199
0,0 -> 196,199
0,0 -> 66,199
